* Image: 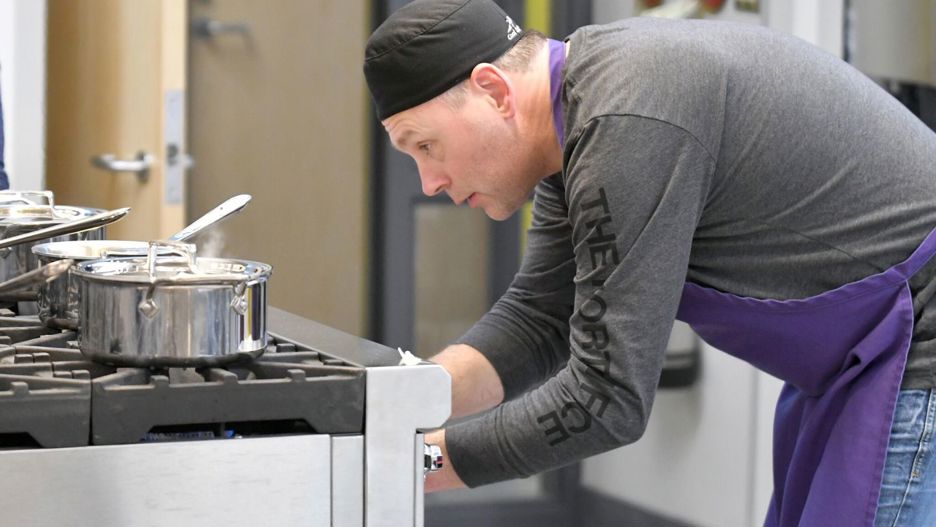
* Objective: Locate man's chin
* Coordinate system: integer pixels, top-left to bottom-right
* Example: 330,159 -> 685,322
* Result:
483,204 -> 519,222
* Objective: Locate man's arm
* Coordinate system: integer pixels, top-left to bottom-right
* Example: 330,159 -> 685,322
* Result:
453,174 -> 578,402
423,344 -> 497,492
431,344 -> 504,419
442,115 -> 714,487
424,175 -> 579,491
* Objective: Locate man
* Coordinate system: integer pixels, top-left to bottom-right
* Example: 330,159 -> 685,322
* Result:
363,1 -> 936,526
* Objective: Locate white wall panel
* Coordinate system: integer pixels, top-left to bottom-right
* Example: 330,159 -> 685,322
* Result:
0,0 -> 46,191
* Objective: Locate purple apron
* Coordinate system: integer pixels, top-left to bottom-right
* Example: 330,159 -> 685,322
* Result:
676,225 -> 936,527
547,39 -> 934,527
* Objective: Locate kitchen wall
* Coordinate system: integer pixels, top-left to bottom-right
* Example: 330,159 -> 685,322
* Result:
4,0 -> 370,334
580,2 -> 842,526
185,0 -> 370,336
848,0 -> 936,87
0,0 -> 46,191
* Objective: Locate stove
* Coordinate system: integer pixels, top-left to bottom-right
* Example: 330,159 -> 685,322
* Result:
0,306 -> 451,527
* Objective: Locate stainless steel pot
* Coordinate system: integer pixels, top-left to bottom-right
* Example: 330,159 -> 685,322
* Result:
30,194 -> 253,329
33,240 -> 153,330
70,241 -> 272,367
0,204 -> 130,315
0,196 -> 108,283
0,259 -> 75,305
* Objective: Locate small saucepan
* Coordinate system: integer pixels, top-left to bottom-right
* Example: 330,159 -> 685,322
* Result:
0,205 -> 130,313
0,258 -> 75,303
70,241 -> 272,368
0,204 -> 130,280
30,194 -> 252,329
32,240 -> 154,329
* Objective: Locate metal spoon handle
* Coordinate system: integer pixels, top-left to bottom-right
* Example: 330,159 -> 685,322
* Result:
0,207 -> 131,250
168,194 -> 252,242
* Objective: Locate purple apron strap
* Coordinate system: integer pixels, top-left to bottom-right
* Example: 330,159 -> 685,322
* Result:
891,224 -> 936,279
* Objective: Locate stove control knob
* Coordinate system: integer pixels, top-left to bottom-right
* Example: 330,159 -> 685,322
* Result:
424,443 -> 444,476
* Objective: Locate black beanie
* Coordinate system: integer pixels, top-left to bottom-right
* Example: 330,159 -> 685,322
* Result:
364,0 -> 525,121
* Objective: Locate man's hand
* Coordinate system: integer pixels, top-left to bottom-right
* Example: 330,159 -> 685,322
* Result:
423,344 -> 502,492
426,344 -> 504,492
424,429 -> 466,493
431,344 -> 504,418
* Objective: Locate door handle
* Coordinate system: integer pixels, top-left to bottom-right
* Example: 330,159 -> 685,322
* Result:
91,151 -> 154,182
191,17 -> 251,38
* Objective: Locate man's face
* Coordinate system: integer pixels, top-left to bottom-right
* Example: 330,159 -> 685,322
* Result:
383,91 -> 535,221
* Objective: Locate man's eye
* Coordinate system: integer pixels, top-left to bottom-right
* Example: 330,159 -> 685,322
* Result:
418,143 -> 431,153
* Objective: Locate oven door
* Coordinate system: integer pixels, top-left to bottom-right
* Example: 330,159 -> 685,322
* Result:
0,434 -> 347,527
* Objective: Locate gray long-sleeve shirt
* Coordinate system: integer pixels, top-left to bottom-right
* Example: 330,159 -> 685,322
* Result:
446,18 -> 936,487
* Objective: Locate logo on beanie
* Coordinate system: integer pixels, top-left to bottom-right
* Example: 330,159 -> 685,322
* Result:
506,15 -> 521,41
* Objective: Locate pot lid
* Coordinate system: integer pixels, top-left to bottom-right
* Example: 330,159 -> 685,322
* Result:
0,205 -> 105,227
71,256 -> 272,285
33,240 -> 153,260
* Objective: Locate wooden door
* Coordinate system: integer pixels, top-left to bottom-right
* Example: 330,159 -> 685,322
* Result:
187,0 -> 369,334
46,0 -> 187,240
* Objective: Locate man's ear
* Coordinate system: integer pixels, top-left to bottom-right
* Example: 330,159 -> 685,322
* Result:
468,63 -> 515,118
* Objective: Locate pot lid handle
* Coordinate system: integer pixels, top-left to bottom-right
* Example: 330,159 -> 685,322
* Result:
146,240 -> 198,279
0,190 -> 54,207
143,239 -> 263,286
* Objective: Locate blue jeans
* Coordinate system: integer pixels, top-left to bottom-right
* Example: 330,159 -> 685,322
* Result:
875,389 -> 936,527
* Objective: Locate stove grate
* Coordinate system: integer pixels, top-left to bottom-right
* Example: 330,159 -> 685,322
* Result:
0,326 -> 365,448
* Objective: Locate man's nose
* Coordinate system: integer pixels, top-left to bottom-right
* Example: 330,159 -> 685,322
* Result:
418,165 -> 448,197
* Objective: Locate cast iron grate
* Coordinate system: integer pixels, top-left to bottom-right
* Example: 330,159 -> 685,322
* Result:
0,315 -> 365,448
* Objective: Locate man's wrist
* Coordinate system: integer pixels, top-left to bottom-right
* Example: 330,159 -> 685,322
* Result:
424,429 -> 467,493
